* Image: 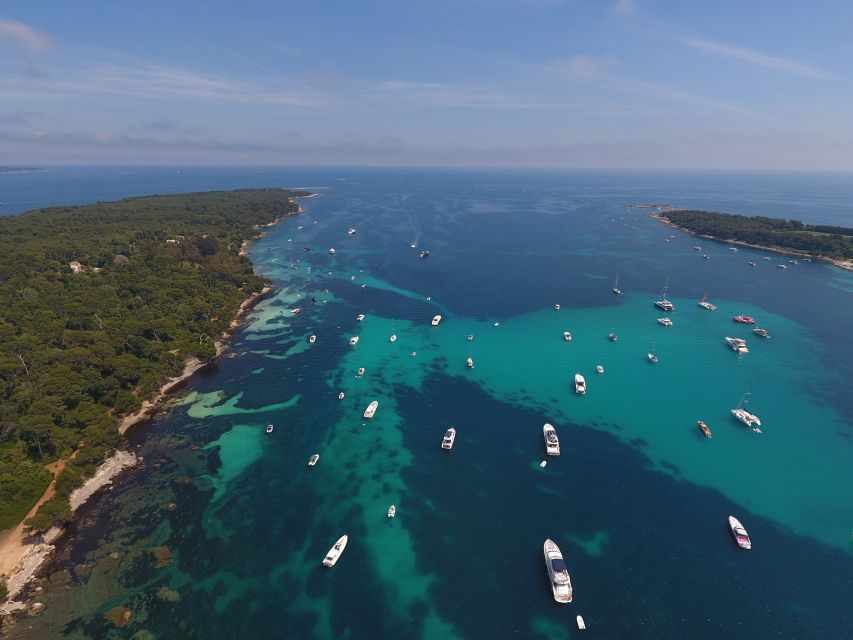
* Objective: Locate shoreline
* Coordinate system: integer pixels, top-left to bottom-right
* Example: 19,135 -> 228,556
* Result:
0,194 -> 308,614
650,211 -> 853,272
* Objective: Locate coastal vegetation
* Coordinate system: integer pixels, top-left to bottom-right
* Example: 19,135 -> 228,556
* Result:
660,209 -> 853,261
0,189 -> 306,532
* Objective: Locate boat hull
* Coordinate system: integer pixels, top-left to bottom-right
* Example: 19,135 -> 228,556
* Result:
543,539 -> 573,603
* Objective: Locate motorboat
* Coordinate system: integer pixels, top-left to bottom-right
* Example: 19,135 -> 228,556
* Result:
308,453 -> 320,466
563,331 -> 572,342
778,264 -> 787,269
338,392 -> 345,400
554,304 -> 561,311
728,516 -> 752,550
357,314 -> 365,321
431,315 -> 442,326
763,256 -> 772,261
612,272 -> 623,295
657,317 -> 673,326
752,327 -> 770,338
322,535 -> 348,566
291,308 -> 302,315
543,539 -> 573,603
747,261 -> 756,266
648,342 -> 658,363
543,423 -> 560,456
596,365 -> 604,374
265,424 -> 274,435
577,616 -> 586,630
654,277 -> 675,311
467,334 -> 474,342
389,334 -> 397,343
724,337 -> 749,353
608,331 -> 618,341
349,336 -> 359,346
297,225 -> 304,230
466,356 -> 474,368
329,248 -> 336,254
363,400 -> 379,419
733,314 -> 756,324
731,384 -> 761,427
387,505 -> 396,518
698,292 -> 717,311
729,246 -> 738,252
540,460 -> 547,468
697,420 -> 712,439
419,250 -> 430,259
574,373 -> 586,395
693,246 -> 702,251
356,367 -> 365,377
347,228 -> 357,235
703,255 -> 710,260
309,334 -> 317,344
441,427 -> 456,450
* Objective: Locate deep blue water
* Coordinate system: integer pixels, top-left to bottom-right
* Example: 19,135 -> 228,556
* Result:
2,167 -> 852,639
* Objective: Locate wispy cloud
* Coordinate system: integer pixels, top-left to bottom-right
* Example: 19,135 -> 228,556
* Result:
610,0 -> 638,17
681,36 -> 832,80
0,18 -> 55,55
555,54 -> 618,78
0,110 -> 40,126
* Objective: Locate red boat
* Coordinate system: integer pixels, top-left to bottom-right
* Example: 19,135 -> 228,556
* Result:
733,315 -> 755,324
697,420 -> 712,439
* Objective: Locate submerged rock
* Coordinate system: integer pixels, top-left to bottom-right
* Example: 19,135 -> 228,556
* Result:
105,605 -> 132,627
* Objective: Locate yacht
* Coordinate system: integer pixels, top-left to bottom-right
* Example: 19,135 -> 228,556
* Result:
357,314 -> 365,321
543,539 -> 573,603
441,427 -> 456,450
697,420 -> 712,439
648,342 -> 658,364
322,535 -> 348,566
554,304 -> 561,311
612,273 -> 623,295
349,336 -> 359,346
752,327 -> 770,338
419,250 -> 430,259
577,616 -> 586,630
657,317 -> 673,326
596,365 -> 604,374
363,401 -> 379,419
308,453 -> 320,467
543,423 -> 560,456
698,292 -> 717,311
387,505 -> 396,519
329,248 -> 336,254
309,334 -> 317,344
724,337 -> 749,353
728,516 -> 752,550
347,228 -> 357,235
733,314 -> 756,324
563,331 -> 572,342
574,373 -> 587,395
431,315 -> 442,326
338,392 -> 345,400
356,367 -> 365,377
466,356 -> 474,368
389,334 -> 397,343
731,385 -> 761,427
654,278 -> 675,311
265,424 -> 274,435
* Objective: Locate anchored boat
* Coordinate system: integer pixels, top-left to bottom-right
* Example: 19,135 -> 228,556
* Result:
322,535 -> 348,566
543,539 -> 573,603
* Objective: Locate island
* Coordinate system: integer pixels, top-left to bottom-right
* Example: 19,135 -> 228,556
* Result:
0,167 -> 45,173
649,207 -> 853,270
0,188 -> 310,606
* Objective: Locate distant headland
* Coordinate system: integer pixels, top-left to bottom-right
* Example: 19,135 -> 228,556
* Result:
0,167 -> 46,173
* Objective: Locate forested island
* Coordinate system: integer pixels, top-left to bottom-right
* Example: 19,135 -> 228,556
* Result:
0,189 -> 307,538
655,209 -> 853,268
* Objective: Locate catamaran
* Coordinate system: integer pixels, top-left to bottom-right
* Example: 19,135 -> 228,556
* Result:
698,292 -> 717,311
654,277 -> 674,311
731,384 -> 761,427
543,423 -> 560,456
543,539 -> 573,603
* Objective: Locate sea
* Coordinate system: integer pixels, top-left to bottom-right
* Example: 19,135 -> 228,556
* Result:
1,167 -> 852,639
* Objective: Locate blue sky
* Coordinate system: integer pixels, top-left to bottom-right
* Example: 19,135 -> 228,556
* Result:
1,0 -> 852,168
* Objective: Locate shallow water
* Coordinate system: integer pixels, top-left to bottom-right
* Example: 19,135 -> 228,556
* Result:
3,168 -> 852,639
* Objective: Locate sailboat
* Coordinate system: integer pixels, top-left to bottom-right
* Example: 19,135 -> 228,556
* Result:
612,273 -> 623,295
731,384 -> 762,428
654,277 -> 674,311
647,341 -> 659,363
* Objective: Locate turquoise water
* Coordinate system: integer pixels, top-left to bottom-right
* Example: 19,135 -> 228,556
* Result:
3,169 -> 852,639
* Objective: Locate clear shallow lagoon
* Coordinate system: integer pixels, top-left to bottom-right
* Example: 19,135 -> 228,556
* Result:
3,168 -> 852,639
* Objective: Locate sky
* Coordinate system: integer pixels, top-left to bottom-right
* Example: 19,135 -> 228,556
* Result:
1,0 -> 852,169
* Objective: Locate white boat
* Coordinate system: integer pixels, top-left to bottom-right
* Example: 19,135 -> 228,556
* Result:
654,278 -> 674,311
322,535 -> 348,567
389,334 -> 397,343
731,384 -> 761,427
612,272 -> 622,295
539,460 -> 547,468
356,367 -> 365,377
703,254 -> 710,260
729,246 -> 738,252
349,336 -> 359,346
543,539 -> 573,603
431,315 -> 442,326
363,400 -> 379,419
693,246 -> 702,251
543,423 -> 560,456
657,317 -> 673,326
308,453 -> 320,466
747,261 -> 757,266
763,256 -> 772,261
698,292 -> 717,311
309,334 -> 317,344
778,264 -> 787,269
648,341 -> 658,364
554,304 -> 561,311
608,330 -> 618,341
563,331 -> 572,342
347,228 -> 357,235
356,314 -> 365,321
441,427 -> 456,450
387,505 -> 396,518
466,356 -> 474,368
265,424 -> 274,435
577,615 -> 586,630
596,365 -> 604,374
728,515 -> 752,550
467,334 -> 474,342
574,373 -> 586,395
724,336 -> 749,354
338,392 -> 345,400
328,248 -> 336,254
